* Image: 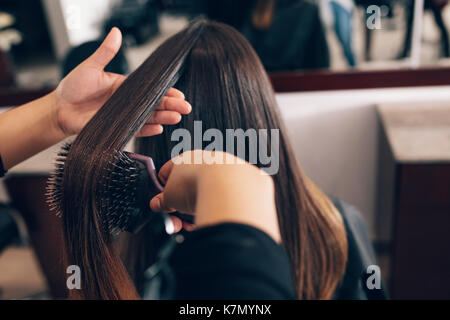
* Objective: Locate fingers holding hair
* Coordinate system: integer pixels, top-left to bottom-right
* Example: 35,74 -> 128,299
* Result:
165,88 -> 185,99
136,124 -> 163,137
137,89 -> 191,138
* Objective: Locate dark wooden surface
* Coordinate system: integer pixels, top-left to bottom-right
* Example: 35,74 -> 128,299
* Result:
0,87 -> 53,107
1,66 -> 450,108
376,114 -> 450,299
391,164 -> 450,299
270,67 -> 450,92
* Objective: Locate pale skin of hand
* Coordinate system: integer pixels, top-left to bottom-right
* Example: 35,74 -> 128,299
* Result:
0,28 -> 191,169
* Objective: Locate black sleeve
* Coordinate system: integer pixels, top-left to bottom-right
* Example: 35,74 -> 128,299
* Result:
0,154 -> 6,177
169,223 -> 296,300
329,196 -> 388,300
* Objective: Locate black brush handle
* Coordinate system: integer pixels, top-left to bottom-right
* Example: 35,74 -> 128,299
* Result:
170,212 -> 195,224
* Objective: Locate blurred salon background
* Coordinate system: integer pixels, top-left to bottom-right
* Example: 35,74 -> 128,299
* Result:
0,0 -> 449,299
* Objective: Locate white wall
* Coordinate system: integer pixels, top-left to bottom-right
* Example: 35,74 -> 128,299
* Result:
280,100 -> 377,229
42,0 -> 118,58
276,85 -> 450,238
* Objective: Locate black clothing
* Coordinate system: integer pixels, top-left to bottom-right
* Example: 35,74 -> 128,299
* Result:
143,223 -> 296,300
203,0 -> 330,71
400,0 -> 449,58
202,0 -> 256,31
170,223 -> 296,299
143,197 -> 387,300
241,0 -> 330,71
0,154 -> 6,177
330,196 -> 388,299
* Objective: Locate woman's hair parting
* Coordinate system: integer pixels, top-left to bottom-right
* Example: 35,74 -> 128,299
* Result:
60,19 -> 348,300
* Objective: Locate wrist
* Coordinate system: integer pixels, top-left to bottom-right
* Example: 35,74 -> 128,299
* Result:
47,90 -> 68,141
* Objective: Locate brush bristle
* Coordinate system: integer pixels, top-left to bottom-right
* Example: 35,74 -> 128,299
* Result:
46,142 -> 142,235
97,152 -> 141,235
46,142 -> 71,217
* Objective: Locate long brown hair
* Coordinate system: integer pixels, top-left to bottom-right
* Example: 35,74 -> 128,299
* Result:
60,20 -> 347,300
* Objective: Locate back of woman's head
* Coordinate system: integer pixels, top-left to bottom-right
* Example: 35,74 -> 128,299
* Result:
138,21 -> 282,166
61,20 -> 347,300
136,20 -> 347,299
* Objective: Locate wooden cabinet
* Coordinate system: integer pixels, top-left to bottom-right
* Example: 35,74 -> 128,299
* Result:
376,103 -> 450,299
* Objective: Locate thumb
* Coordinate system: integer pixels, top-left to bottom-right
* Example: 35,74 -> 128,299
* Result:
150,193 -> 176,213
86,27 -> 122,70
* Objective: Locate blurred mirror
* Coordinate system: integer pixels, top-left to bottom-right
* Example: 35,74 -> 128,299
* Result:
198,0 -> 417,71
1,0 -> 449,92
413,0 -> 450,66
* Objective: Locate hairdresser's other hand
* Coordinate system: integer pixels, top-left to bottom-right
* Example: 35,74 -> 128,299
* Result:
150,151 -> 281,242
54,27 -> 191,137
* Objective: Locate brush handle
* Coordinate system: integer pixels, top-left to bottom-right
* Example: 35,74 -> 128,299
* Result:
126,152 -> 195,225
170,212 -> 195,224
126,152 -> 164,192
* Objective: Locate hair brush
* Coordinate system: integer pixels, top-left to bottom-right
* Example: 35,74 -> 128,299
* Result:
46,142 -> 194,235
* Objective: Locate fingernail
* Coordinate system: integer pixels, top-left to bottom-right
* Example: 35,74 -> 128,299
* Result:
151,198 -> 161,211
156,198 -> 161,210
185,101 -> 192,112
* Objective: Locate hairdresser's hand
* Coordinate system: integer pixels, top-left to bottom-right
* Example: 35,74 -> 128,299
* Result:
54,27 -> 191,138
150,151 -> 281,242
